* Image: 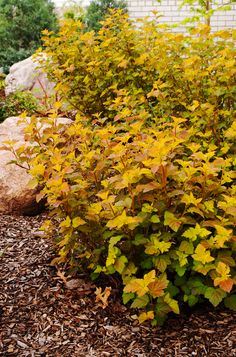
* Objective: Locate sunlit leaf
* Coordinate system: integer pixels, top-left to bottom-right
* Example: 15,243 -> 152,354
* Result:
138,310 -> 154,324
124,270 -> 156,297
192,244 -> 214,265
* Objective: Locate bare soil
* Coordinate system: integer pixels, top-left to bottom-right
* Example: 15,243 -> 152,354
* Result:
0,214 -> 235,356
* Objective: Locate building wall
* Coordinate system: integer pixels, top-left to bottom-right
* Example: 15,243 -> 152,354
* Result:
127,0 -> 236,31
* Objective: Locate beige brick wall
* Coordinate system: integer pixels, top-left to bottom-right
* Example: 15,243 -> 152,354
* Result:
127,0 -> 236,31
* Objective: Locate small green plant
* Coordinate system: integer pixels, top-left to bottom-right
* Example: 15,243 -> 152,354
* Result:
0,88 -> 40,122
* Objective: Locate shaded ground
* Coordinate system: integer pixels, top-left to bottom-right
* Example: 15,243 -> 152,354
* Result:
0,214 -> 235,356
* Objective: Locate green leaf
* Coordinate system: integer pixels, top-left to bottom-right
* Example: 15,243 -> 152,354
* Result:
173,261 -> 187,276
140,257 -> 153,269
166,282 -> 180,297
131,294 -> 149,308
224,295 -> 236,311
114,255 -> 128,274
153,255 -> 170,272
122,292 -> 135,305
204,287 -> 226,307
187,295 -> 199,307
132,234 -> 148,246
155,300 -> 170,325
150,215 -> 160,223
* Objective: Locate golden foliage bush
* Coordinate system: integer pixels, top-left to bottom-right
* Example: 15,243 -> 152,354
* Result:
15,12 -> 236,324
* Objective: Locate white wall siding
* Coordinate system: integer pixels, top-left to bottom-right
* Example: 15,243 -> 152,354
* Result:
127,0 -> 236,31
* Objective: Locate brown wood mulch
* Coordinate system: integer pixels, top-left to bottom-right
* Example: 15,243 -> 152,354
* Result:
0,214 -> 235,357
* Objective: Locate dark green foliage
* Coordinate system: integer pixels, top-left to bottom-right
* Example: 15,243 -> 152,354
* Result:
0,0 -> 58,72
0,79 -> 40,122
84,0 -> 127,32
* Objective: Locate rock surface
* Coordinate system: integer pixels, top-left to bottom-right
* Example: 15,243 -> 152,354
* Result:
0,116 -> 71,215
5,56 -> 54,99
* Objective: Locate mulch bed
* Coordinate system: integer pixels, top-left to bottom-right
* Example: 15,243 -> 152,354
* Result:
0,214 -> 235,357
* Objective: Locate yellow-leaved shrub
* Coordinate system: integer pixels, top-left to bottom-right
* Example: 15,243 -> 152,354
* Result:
14,12 -> 236,325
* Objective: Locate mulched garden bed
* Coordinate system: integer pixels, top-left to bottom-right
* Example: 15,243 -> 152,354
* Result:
0,214 -> 235,357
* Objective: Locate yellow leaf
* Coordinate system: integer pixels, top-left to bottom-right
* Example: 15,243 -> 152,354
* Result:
213,262 -> 233,292
145,235 -> 172,255
138,310 -> 154,324
107,211 -> 142,230
212,225 -> 232,248
192,244 -> 214,265
164,293 -> 180,314
60,216 -> 71,228
183,224 -> 211,241
216,261 -> 230,276
181,192 -> 202,206
107,210 -> 127,229
124,270 -> 156,297
72,217 -> 86,228
30,164 -> 45,177
53,101 -> 62,110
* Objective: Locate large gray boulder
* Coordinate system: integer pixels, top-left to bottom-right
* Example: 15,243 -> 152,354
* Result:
5,56 -> 54,99
0,116 -> 71,215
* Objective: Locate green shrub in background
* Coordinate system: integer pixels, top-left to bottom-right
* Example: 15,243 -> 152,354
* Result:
0,0 -> 58,73
13,12 -> 236,325
84,0 -> 127,32
0,91 -> 40,122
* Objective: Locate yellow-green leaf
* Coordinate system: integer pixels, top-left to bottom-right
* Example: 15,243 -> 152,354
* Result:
204,287 -> 226,307
164,211 -> 182,232
131,294 -> 149,308
124,270 -> 156,297
183,224 -> 211,241
164,293 -> 180,314
138,310 -> 154,324
192,244 -> 214,265
72,217 -> 86,228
